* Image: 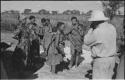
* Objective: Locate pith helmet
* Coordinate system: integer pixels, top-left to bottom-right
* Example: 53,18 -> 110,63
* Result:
88,10 -> 109,21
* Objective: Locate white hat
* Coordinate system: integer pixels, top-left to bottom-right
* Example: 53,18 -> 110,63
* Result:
88,10 -> 109,21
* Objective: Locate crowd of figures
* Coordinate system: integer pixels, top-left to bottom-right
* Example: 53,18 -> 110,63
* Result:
1,10 -> 124,79
12,15 -> 85,74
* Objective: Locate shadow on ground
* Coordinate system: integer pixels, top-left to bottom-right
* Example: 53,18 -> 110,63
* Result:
56,56 -> 84,73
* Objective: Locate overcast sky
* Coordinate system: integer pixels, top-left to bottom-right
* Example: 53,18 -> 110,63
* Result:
1,1 -> 103,13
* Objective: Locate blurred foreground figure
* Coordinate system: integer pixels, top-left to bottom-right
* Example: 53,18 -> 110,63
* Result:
1,42 -> 12,79
84,10 -> 117,79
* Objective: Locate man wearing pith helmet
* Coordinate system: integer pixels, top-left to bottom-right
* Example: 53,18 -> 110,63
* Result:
83,10 -> 117,79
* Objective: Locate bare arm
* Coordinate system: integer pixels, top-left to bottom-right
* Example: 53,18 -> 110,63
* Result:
55,31 -> 60,47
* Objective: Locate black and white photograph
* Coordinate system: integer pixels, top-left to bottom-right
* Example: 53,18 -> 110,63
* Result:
1,0 -> 124,80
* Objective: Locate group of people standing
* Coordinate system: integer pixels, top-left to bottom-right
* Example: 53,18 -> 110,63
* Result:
12,10 -> 124,79
13,14 -> 85,74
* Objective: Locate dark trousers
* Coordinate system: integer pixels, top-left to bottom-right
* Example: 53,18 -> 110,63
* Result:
29,39 -> 40,66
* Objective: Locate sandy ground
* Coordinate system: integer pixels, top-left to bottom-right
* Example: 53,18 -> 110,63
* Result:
1,32 -> 91,79
33,63 -> 91,80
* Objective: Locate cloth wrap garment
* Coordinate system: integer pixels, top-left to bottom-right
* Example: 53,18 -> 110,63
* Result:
46,32 -> 64,66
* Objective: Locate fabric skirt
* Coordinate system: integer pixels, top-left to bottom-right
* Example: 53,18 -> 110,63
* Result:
46,42 -> 63,66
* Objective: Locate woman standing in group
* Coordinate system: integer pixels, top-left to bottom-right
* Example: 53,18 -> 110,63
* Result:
46,22 -> 65,74
41,18 -> 53,57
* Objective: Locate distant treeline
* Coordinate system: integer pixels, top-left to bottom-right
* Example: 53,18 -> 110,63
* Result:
1,12 -> 90,32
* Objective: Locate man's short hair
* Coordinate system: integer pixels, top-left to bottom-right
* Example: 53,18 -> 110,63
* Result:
56,22 -> 65,29
29,15 -> 35,20
41,18 -> 46,23
71,16 -> 78,21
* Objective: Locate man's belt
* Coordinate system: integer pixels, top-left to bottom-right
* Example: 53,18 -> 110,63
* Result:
93,55 -> 116,59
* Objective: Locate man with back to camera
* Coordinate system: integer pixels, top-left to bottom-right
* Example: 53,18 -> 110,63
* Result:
83,10 -> 118,79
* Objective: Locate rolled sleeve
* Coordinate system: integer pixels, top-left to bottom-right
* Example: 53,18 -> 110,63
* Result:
84,28 -> 97,46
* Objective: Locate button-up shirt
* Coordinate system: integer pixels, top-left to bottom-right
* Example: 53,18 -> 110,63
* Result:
84,22 -> 117,57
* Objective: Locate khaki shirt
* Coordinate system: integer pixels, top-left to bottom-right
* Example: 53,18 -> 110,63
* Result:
84,22 -> 117,57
